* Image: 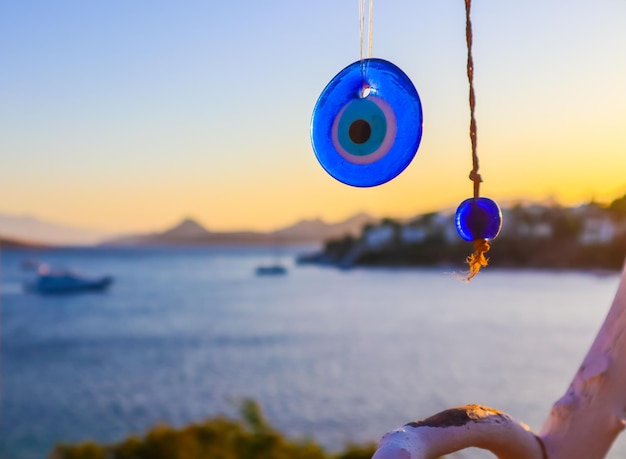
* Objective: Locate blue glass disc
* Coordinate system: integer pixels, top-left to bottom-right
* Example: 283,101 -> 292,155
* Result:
311,58 -> 423,187
455,197 -> 502,241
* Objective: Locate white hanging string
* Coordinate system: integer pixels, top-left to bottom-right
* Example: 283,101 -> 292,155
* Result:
359,0 -> 374,96
368,0 -> 373,58
359,0 -> 373,60
359,0 -> 365,60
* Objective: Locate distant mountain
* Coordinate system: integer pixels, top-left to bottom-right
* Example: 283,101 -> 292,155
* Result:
0,235 -> 44,249
108,218 -> 216,246
103,213 -> 378,246
160,218 -> 211,239
274,212 -> 377,241
0,214 -> 114,246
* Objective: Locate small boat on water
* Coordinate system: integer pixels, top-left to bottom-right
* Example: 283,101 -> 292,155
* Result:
255,265 -> 288,276
24,265 -> 113,294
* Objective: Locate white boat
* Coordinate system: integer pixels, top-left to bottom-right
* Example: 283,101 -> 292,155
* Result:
24,265 -> 113,294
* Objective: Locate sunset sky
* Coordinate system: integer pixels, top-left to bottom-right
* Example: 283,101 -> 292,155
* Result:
2,0 -> 626,233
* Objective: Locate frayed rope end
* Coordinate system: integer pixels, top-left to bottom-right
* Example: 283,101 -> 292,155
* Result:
466,239 -> 490,281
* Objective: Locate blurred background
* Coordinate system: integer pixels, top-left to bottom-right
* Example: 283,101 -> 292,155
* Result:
2,1 -> 626,458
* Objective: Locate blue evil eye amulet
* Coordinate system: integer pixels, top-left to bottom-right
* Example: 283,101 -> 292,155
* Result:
311,58 -> 423,187
455,197 -> 502,241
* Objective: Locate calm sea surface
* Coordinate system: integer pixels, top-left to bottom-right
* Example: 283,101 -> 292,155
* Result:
0,246 -> 624,459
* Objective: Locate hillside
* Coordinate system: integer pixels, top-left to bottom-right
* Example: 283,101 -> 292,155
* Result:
299,197 -> 626,270
103,213 -> 378,246
0,236 -> 45,249
0,213 -> 112,246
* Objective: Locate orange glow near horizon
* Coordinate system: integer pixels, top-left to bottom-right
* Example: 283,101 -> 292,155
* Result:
4,140 -> 625,234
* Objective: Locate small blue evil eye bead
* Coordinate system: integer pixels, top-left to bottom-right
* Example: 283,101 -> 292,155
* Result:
455,197 -> 502,242
311,58 -> 423,187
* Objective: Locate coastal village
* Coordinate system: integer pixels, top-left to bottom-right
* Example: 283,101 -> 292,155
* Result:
299,194 -> 626,270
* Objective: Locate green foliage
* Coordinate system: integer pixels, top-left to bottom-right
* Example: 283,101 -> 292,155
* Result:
333,443 -> 378,459
239,398 -> 270,435
610,193 -> 626,218
49,400 -> 370,459
322,234 -> 357,263
51,441 -> 106,459
380,217 -> 401,229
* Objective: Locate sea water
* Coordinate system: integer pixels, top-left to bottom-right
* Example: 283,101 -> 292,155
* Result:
0,246 -> 624,459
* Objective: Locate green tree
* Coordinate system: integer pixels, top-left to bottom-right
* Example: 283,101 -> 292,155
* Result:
51,400 -> 328,459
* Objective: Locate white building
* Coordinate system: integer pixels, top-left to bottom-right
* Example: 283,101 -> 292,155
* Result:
516,222 -> 553,239
364,225 -> 394,249
400,226 -> 427,244
579,218 -> 616,245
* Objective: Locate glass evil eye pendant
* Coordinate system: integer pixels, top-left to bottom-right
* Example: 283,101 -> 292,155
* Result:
311,59 -> 423,187
455,197 -> 502,242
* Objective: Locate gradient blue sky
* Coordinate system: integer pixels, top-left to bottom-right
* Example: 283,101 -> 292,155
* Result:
2,1 -> 626,232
